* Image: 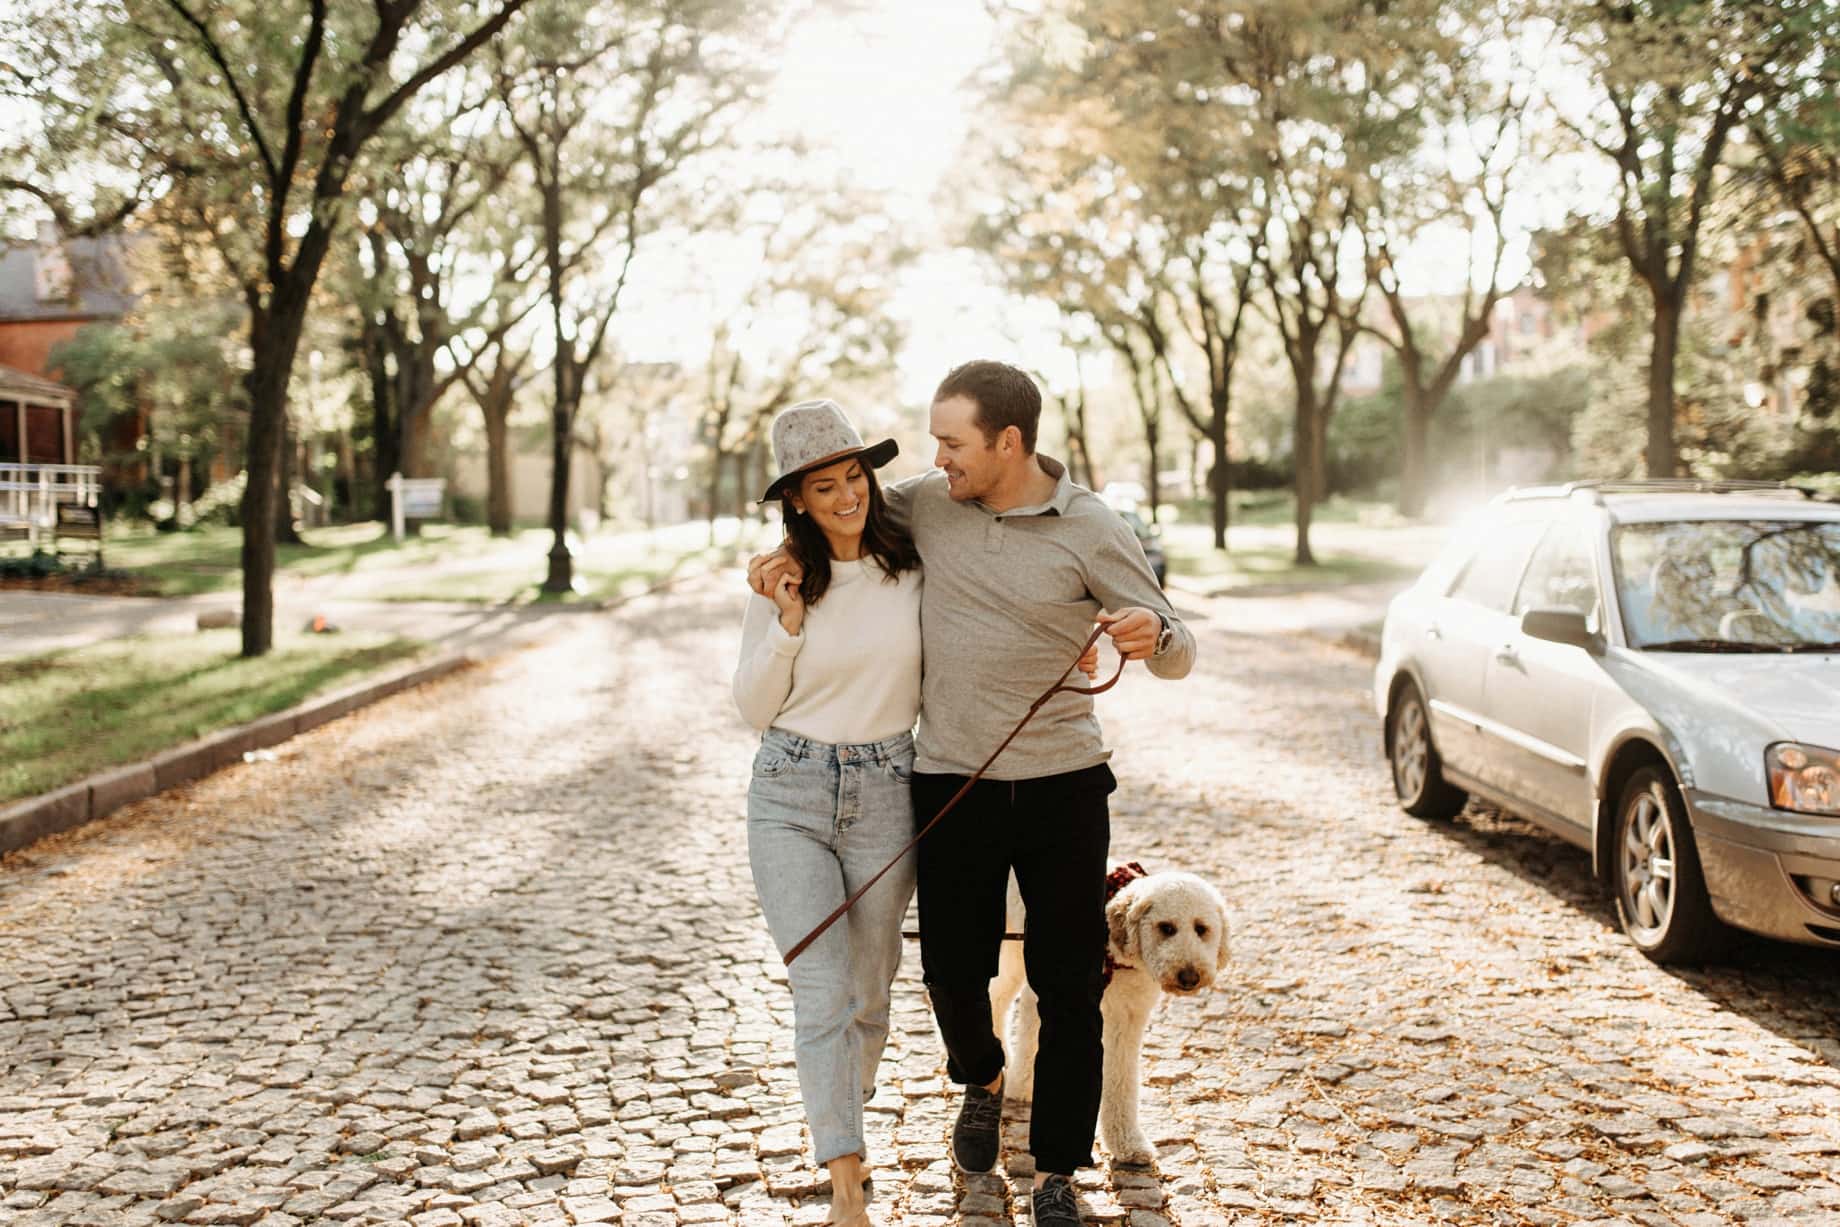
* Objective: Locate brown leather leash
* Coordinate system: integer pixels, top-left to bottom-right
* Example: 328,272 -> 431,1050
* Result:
781,623 -> 1127,966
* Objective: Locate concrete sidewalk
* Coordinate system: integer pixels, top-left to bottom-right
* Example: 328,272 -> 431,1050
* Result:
1168,575 -> 1406,637
0,589 -> 615,660
3,572 -> 1408,664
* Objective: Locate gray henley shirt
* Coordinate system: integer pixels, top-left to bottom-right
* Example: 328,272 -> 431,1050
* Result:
883,455 -> 1195,780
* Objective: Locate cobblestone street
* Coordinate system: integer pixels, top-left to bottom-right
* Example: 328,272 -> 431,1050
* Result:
4,572 -> 1839,1227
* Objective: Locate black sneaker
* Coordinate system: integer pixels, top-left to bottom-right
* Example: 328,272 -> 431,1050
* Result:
1032,1173 -> 1080,1226
950,1076 -> 1003,1173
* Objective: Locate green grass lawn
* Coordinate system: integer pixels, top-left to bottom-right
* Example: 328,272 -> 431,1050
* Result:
1157,494 -> 1431,595
1167,490 -> 1413,529
102,519 -> 767,604
1162,532 -> 1423,595
0,630 -> 424,804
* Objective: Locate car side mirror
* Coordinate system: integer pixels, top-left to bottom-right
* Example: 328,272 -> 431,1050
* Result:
1521,607 -> 1605,654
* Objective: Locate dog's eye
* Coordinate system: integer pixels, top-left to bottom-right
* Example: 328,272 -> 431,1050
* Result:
1195,924 -> 1209,937
1157,921 -> 1177,938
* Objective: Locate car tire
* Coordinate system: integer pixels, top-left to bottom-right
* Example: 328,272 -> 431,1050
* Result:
1387,681 -> 1467,820
1612,766 -> 1731,964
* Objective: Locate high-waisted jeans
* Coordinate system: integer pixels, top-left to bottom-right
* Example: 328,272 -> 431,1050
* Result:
747,726 -> 918,1166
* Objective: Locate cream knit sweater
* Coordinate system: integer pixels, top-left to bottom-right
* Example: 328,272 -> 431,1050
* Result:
732,557 -> 923,745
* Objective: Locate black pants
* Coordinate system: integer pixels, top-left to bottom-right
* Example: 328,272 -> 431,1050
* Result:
914,762 -> 1115,1175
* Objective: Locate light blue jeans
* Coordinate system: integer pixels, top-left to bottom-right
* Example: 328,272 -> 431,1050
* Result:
747,726 -> 918,1165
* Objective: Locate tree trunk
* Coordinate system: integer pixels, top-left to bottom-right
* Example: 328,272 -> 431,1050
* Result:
1294,387 -> 1317,566
1064,393 -> 1093,489
361,316 -> 400,527
397,349 -> 440,480
637,414 -> 655,530
1207,415 -> 1230,552
1646,297 -> 1682,478
240,300 -> 309,657
706,448 -> 724,546
544,389 -> 574,592
540,157 -> 575,594
275,410 -> 304,545
483,388 -> 513,536
1399,373 -> 1430,519
1144,422 -> 1161,524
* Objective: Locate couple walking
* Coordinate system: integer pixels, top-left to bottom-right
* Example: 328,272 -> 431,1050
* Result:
731,359 -> 1195,1226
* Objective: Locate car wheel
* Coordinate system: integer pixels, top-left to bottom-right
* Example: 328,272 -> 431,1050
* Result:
1612,766 -> 1729,963
1387,681 -> 1467,820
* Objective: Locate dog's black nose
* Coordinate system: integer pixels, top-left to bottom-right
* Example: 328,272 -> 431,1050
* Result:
1176,968 -> 1200,991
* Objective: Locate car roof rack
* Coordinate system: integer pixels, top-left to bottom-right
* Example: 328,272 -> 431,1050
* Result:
1503,478 -> 1831,504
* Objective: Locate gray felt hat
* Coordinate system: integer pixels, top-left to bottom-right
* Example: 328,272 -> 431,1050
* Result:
759,399 -> 899,503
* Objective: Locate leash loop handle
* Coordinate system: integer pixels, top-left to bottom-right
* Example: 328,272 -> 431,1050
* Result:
781,624 -> 1121,967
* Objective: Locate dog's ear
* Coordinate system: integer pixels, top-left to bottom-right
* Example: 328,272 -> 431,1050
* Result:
1107,880 -> 1147,957
1207,885 -> 1232,970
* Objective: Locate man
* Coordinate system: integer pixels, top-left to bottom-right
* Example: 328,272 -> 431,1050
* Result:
750,360 -> 1194,1226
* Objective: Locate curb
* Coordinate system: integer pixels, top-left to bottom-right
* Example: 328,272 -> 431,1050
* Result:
0,652 -> 471,857
1337,627 -> 1382,660
1302,626 -> 1382,660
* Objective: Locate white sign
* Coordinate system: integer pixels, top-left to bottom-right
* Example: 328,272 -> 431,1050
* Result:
385,472 -> 446,542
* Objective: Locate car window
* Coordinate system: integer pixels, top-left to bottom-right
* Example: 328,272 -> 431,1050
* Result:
1446,519 -> 1549,612
1612,519 -> 1840,648
1513,521 -> 1600,617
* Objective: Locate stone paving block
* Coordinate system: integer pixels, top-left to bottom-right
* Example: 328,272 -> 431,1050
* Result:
4,583 -> 1840,1227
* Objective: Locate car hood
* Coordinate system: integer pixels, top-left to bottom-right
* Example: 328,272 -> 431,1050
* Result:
1619,651 -> 1840,749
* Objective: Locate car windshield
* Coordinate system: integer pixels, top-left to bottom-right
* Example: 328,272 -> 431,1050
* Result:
1611,519 -> 1840,651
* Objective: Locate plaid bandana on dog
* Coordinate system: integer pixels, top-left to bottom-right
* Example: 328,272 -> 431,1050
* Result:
1102,861 -> 1149,988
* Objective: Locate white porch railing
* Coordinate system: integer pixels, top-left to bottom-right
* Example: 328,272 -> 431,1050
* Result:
0,463 -> 102,548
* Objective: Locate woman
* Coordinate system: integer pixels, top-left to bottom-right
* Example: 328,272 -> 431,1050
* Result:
733,399 -> 922,1227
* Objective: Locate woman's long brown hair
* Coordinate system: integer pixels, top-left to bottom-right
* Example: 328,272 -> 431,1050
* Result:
780,465 -> 919,606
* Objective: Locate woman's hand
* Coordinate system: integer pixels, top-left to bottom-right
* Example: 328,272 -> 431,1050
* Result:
771,571 -> 805,636
748,547 -> 804,598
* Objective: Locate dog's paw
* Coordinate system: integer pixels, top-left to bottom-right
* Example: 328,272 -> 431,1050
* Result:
1105,1132 -> 1156,1168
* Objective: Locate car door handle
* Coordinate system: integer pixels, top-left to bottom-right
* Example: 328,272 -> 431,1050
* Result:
1495,646 -> 1520,666
1426,624 -> 1442,640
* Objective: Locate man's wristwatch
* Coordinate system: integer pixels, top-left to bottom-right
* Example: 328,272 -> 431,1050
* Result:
1152,612 -> 1175,658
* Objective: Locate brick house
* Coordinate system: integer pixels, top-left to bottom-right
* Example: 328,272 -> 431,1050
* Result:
0,363 -> 77,465
0,222 -> 143,470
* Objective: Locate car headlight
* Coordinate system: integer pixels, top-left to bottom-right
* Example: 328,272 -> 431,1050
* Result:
1767,743 -> 1840,816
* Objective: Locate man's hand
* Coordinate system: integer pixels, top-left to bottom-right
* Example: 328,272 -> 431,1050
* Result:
746,547 -> 804,599
1096,607 -> 1161,661
1077,639 -> 1101,679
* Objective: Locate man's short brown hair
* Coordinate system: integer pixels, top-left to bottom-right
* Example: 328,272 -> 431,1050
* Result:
933,360 -> 1040,453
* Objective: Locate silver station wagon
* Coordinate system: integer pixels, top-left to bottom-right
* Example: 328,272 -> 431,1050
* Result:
1374,480 -> 1840,962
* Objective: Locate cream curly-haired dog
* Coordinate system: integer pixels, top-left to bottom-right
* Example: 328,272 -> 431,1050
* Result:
989,863 -> 1230,1167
